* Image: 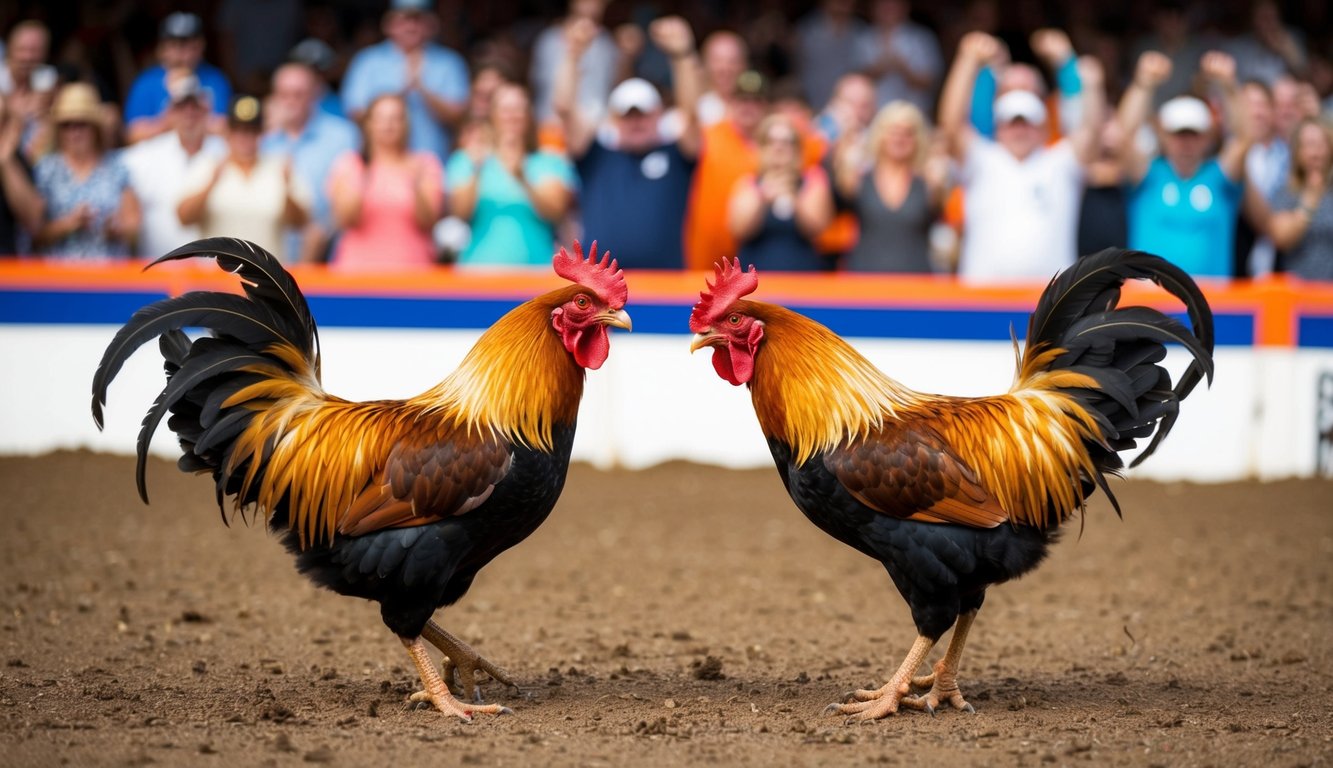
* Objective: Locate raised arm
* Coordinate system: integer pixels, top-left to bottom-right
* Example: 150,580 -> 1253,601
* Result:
938,32 -> 1002,160
1268,168 -> 1327,250
1067,55 -> 1106,166
1116,50 -> 1172,184
1200,51 -> 1252,182
553,17 -> 601,158
650,16 -> 703,158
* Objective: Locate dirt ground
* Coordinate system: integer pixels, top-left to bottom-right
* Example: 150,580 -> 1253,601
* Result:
0,451 -> 1330,767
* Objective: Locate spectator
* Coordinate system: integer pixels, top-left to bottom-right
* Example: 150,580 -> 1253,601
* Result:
1226,0 -> 1307,85
33,83 -> 139,260
857,0 -> 942,115
796,0 -> 870,110
123,13 -> 232,144
0,20 -> 57,156
1129,1 -> 1212,110
1077,115 -> 1131,257
938,32 -> 1104,281
814,71 -> 877,146
177,96 -> 311,257
1240,80 -> 1288,277
326,94 -> 445,269
833,100 -> 948,273
554,15 -> 702,270
214,0 -> 304,95
0,92 -> 43,254
261,61 -> 360,264
728,113 -> 834,272
446,82 -> 577,267
121,74 -> 227,258
1117,50 -> 1252,278
1267,118 -> 1332,280
697,31 -> 749,127
288,38 -> 346,119
341,0 -> 469,165
529,0 -> 620,127
971,29 -> 1085,141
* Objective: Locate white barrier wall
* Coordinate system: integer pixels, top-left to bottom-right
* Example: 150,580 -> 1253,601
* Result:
3,324 -> 1329,481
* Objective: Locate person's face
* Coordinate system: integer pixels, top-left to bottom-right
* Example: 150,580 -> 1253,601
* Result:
615,109 -> 660,152
1272,78 -> 1302,135
872,0 -> 909,27
385,11 -> 434,52
998,65 -> 1043,97
171,97 -> 208,131
759,122 -> 800,169
470,68 -> 505,120
1295,123 -> 1331,175
57,120 -> 96,153
491,85 -> 530,140
995,116 -> 1044,159
8,28 -> 48,77
732,96 -> 767,136
569,0 -> 606,22
228,125 -> 261,159
703,36 -> 746,94
271,68 -> 315,128
836,78 -> 876,130
1244,84 -> 1274,140
366,97 -> 408,149
880,119 -> 918,163
159,37 -> 204,69
1161,129 -> 1210,169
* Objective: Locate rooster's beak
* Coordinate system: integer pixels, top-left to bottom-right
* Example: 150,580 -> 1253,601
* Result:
600,309 -> 632,331
690,331 -> 721,353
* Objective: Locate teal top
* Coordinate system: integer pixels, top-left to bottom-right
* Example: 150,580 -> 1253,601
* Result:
446,151 -> 578,267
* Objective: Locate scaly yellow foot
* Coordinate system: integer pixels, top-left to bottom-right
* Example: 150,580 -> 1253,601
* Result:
401,637 -> 513,721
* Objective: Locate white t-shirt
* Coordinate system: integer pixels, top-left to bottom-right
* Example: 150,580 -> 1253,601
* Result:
959,137 -> 1083,282
121,132 -> 227,258
181,156 -> 312,257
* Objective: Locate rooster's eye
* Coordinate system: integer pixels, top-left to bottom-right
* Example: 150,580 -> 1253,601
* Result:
576,296 -> 589,309
728,314 -> 741,325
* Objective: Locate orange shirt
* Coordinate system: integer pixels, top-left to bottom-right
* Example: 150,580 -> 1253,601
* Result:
684,120 -> 823,271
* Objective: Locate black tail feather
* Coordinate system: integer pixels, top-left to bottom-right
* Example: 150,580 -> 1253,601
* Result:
90,238 -> 319,504
1025,248 -> 1215,474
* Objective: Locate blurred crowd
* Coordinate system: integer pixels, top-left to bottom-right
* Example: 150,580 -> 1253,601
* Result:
0,0 -> 1331,281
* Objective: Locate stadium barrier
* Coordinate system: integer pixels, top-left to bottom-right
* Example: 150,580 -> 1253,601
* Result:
2,259 -> 1332,480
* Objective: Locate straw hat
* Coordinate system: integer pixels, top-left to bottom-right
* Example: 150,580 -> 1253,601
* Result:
50,83 -> 103,125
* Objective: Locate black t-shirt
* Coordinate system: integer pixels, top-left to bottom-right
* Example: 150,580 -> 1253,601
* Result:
0,152 -> 35,255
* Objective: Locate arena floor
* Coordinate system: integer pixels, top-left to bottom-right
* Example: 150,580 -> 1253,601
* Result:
1,452 -> 1329,767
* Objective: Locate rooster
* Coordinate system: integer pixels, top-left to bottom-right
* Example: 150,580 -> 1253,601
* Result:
91,237 -> 631,721
689,250 -> 1213,720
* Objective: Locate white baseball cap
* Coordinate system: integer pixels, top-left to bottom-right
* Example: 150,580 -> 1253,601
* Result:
993,90 -> 1048,126
608,78 -> 662,116
1158,96 -> 1212,133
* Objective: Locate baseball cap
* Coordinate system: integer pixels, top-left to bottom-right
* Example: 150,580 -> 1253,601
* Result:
993,90 -> 1048,125
229,95 -> 263,129
168,74 -> 205,105
160,12 -> 203,40
289,38 -> 336,73
1158,96 -> 1212,133
735,70 -> 769,101
608,78 -> 662,116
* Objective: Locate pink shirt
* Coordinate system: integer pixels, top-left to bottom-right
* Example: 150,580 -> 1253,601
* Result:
327,150 -> 444,269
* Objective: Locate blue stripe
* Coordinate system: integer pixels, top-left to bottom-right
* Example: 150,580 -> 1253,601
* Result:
1298,316 -> 1333,348
0,288 -> 1255,346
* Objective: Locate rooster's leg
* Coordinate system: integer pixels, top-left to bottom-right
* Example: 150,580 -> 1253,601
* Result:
401,637 -> 513,721
421,620 -> 517,704
903,609 -> 977,714
825,635 -> 935,721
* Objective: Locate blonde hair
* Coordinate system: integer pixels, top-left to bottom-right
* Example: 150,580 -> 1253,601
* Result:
865,100 -> 929,170
754,113 -> 802,172
1287,117 -> 1333,194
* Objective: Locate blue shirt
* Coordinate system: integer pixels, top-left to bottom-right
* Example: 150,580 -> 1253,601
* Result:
1129,157 -> 1242,278
124,64 -> 232,124
575,139 -> 694,270
260,111 -> 361,263
446,151 -> 577,267
340,41 -> 469,164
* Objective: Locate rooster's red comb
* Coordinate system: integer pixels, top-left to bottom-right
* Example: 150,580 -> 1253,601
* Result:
553,239 -> 627,309
690,258 -> 759,333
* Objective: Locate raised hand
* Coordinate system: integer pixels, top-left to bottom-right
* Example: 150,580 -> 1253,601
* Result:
1133,50 -> 1172,89
613,22 -> 644,60
1199,50 -> 1237,87
649,15 -> 695,59
1030,28 -> 1074,67
1076,55 -> 1105,88
958,32 -> 1004,67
